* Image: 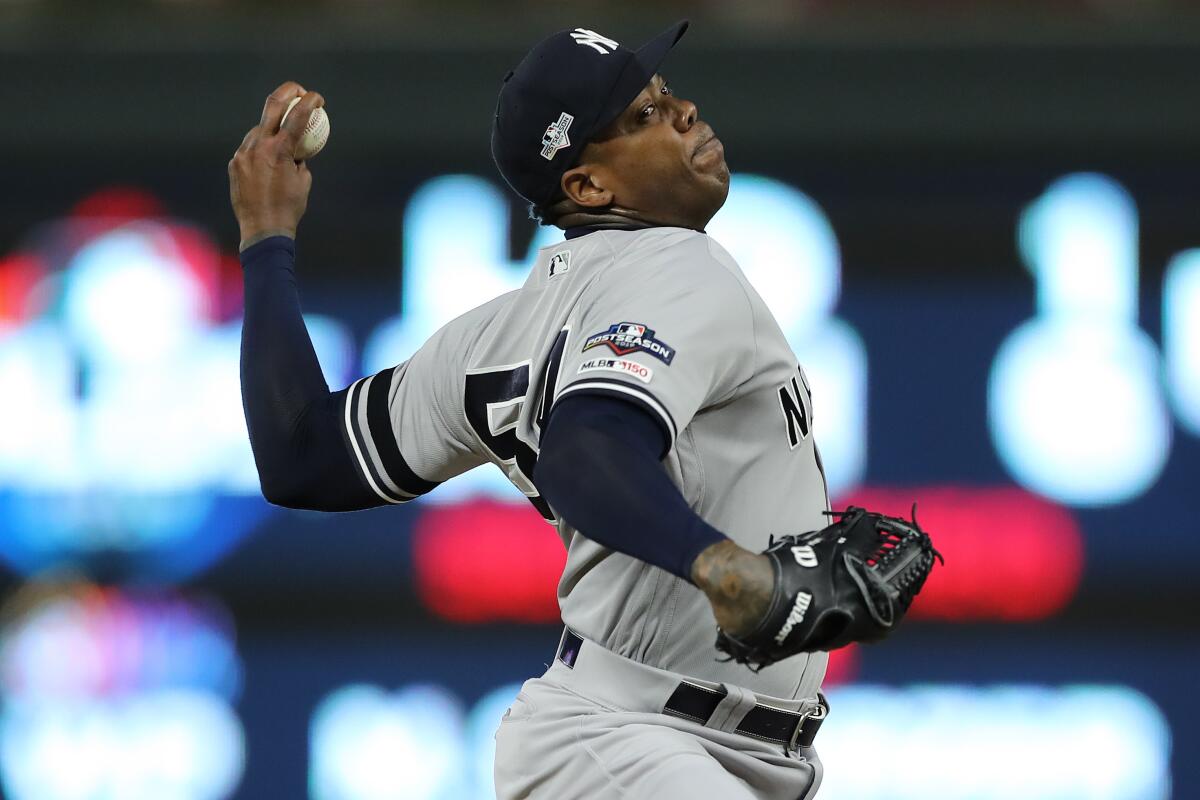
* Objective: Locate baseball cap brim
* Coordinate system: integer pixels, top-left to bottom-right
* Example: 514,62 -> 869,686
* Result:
592,20 -> 689,138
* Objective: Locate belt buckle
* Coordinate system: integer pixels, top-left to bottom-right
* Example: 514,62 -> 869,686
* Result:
787,696 -> 828,752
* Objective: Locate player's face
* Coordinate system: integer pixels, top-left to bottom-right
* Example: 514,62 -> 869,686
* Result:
579,75 -> 730,228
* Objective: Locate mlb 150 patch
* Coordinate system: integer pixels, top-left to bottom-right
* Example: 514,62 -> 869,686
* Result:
582,322 -> 675,365
578,357 -> 653,383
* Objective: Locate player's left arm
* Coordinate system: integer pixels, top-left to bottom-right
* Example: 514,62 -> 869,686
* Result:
535,393 -> 775,634
534,238 -> 776,634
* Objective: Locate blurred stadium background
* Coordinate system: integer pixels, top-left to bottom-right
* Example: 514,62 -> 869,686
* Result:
2,1 -> 1199,798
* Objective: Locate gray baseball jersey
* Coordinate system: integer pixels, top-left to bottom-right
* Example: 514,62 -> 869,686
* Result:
344,226 -> 830,700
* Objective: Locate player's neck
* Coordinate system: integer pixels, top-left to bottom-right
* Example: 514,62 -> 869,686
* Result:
563,222 -> 644,239
559,212 -> 707,239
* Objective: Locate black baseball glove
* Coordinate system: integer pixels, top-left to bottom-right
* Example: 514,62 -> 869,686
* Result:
715,506 -> 942,670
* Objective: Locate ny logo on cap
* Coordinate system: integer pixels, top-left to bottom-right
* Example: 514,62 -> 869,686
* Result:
541,112 -> 574,161
570,28 -> 619,55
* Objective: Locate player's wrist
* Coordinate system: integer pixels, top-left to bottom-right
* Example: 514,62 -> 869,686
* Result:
692,540 -> 775,638
239,227 -> 297,252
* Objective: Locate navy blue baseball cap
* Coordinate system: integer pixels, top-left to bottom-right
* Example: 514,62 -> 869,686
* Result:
491,21 -> 689,207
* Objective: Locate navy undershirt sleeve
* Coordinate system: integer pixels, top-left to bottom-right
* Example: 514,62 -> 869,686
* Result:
533,393 -> 727,583
239,236 -> 381,511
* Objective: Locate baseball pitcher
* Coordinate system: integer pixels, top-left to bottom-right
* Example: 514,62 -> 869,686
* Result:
228,20 -> 939,800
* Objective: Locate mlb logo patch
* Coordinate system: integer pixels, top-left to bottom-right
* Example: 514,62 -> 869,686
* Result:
615,323 -> 645,337
548,251 -> 571,277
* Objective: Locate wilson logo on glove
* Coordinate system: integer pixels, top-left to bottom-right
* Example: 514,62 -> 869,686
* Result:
791,545 -> 819,567
774,591 -> 813,644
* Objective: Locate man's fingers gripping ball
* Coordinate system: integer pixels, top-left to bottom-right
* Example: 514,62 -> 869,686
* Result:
714,506 -> 943,671
259,81 -> 306,129
232,82 -> 307,156
227,84 -> 325,247
279,94 -> 330,161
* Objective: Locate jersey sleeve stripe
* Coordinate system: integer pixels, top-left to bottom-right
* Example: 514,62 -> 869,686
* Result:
556,378 -> 678,444
352,371 -> 418,501
363,366 -> 441,496
343,376 -> 409,504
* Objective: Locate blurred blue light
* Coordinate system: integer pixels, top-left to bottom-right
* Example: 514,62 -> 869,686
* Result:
1164,249 -> 1200,434
310,684 -> 467,800
62,226 -> 208,365
990,174 -> 1170,506
0,586 -> 246,800
1018,173 -> 1139,322
0,691 -> 245,800
0,323 -> 77,490
819,684 -> 1170,799
0,221 -> 269,578
707,174 -> 842,339
989,318 -> 1171,505
305,313 -> 357,389
400,175 -> 561,326
187,321 -> 261,494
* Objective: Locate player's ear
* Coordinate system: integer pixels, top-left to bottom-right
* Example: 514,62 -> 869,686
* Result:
561,166 -> 612,209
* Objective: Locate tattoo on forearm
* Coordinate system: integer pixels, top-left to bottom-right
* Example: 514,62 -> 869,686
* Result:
693,540 -> 774,636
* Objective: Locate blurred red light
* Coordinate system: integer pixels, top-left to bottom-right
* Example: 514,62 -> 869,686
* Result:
0,252 -> 46,323
70,186 -> 165,222
824,643 -> 857,686
413,486 -> 1082,626
839,486 -> 1083,621
413,500 -> 565,623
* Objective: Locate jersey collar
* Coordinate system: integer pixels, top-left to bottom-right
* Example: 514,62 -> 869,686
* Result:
563,224 -> 706,240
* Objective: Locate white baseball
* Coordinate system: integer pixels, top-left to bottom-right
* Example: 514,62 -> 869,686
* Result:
281,95 -> 330,160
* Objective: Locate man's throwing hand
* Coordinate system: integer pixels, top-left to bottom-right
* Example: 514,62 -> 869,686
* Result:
228,82 -> 325,250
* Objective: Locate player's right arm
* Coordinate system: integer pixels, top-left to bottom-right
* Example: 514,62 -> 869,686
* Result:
230,82 -> 480,510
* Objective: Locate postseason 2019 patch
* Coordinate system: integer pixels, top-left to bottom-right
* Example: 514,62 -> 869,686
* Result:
582,322 -> 675,365
577,357 -> 653,383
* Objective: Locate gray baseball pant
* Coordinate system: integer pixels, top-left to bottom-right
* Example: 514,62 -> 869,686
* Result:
494,633 -> 823,800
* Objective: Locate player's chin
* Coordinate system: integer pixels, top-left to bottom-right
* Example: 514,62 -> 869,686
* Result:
688,171 -> 731,223
693,160 -> 730,196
